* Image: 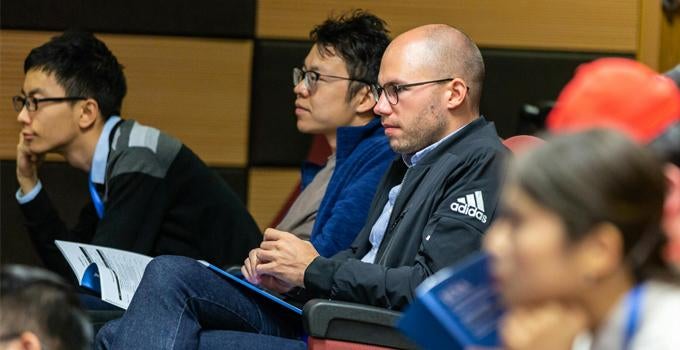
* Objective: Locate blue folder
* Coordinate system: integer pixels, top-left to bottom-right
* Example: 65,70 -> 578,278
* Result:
200,261 -> 303,315
397,252 -> 504,350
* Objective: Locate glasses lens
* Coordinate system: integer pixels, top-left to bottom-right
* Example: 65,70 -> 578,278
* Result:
305,71 -> 319,92
292,68 -> 303,86
385,85 -> 399,105
370,85 -> 381,102
11,96 -> 25,112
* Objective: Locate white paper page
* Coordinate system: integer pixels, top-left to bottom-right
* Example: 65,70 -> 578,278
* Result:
98,267 -> 129,309
95,247 -> 152,309
55,240 -> 100,281
55,240 -> 152,309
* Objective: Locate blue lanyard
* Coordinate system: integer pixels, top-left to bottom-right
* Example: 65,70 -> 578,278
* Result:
88,176 -> 105,219
623,284 -> 644,350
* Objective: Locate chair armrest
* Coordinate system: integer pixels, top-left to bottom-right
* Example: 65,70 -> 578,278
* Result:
302,299 -> 417,349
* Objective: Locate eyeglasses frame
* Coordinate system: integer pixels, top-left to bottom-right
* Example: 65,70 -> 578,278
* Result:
292,67 -> 372,93
12,95 -> 88,113
372,78 -> 468,105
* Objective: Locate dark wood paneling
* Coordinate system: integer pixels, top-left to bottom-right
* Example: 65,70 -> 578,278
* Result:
249,40 -> 313,166
1,0 -> 255,38
0,161 -> 88,267
480,49 -> 634,138
214,167 -> 249,205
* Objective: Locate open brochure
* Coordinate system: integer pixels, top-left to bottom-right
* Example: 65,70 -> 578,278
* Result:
56,240 -> 152,309
397,252 -> 504,350
55,240 -> 302,314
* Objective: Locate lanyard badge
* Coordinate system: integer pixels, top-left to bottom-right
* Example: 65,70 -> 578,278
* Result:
88,176 -> 105,219
623,284 -> 644,350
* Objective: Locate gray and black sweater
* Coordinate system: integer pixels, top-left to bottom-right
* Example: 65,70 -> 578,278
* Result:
21,119 -> 261,280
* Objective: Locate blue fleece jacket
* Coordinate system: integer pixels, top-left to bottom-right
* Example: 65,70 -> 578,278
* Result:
301,117 -> 395,257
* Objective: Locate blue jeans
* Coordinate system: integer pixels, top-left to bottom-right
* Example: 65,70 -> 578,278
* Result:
95,255 -> 306,350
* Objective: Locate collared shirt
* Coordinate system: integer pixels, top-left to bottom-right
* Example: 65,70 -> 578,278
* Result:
91,116 -> 121,185
360,124 -> 468,263
276,155 -> 336,240
16,116 -> 121,204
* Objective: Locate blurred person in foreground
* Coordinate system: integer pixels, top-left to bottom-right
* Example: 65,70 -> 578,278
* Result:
0,265 -> 92,350
547,57 -> 680,272
486,129 -> 680,350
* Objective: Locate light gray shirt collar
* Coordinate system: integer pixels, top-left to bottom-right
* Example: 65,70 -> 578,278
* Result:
91,116 -> 121,184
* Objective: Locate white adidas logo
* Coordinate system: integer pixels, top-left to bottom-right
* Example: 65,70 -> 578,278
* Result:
449,190 -> 487,223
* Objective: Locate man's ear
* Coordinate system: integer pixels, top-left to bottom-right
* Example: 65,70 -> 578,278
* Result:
78,98 -> 101,129
574,223 -> 624,281
353,85 -> 377,115
18,331 -> 43,350
444,78 -> 468,110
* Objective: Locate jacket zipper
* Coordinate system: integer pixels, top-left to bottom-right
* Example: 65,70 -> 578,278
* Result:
377,168 -> 412,265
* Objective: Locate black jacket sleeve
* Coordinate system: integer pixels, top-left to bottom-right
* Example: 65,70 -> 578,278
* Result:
20,189 -> 99,279
20,170 -> 167,279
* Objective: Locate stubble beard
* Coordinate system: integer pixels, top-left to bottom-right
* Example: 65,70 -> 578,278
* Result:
390,102 -> 447,155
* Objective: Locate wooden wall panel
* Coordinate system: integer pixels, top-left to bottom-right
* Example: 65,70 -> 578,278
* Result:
638,0 -> 662,70
257,0 -> 638,52
0,31 -> 253,166
102,34 -> 252,166
659,10 -> 680,72
248,168 -> 300,231
0,31 -> 53,160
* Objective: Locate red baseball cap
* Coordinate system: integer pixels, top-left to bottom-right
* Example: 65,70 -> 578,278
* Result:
547,58 -> 680,143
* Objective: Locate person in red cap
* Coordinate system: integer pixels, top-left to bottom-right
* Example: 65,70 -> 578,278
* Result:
546,57 -> 680,272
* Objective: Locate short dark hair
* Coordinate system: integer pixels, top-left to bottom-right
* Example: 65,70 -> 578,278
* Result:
310,10 -> 390,100
0,265 -> 92,350
24,31 -> 127,120
510,129 -> 669,282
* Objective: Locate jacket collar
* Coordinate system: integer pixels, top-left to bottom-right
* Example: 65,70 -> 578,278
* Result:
410,116 -> 494,167
302,117 -> 385,187
335,117 -> 384,162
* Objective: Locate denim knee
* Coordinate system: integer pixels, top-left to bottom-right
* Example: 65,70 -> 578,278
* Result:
142,255 -> 198,291
93,318 -> 120,350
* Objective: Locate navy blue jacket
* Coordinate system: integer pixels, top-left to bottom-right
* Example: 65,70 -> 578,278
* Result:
302,118 -> 395,257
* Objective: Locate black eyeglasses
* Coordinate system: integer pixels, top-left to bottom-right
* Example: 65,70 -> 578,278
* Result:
12,95 -> 87,112
372,78 -> 457,105
292,67 -> 371,92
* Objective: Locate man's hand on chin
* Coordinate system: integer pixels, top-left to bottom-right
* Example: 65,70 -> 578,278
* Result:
16,133 -> 43,194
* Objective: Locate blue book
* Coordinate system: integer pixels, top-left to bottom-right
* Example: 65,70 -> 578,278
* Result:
200,261 -> 303,315
397,252 -> 504,350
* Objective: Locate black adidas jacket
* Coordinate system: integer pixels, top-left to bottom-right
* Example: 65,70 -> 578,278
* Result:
303,117 -> 507,310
